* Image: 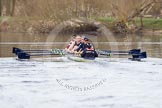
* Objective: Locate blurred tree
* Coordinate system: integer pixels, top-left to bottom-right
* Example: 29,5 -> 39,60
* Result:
109,0 -> 162,33
6,0 -> 10,16
0,0 -> 2,16
10,0 -> 16,16
10,0 -> 162,20
4,0 -> 16,16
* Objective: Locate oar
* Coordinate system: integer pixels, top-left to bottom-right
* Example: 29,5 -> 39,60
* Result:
128,52 -> 147,61
12,47 -> 51,54
12,47 -> 64,55
97,48 -> 146,61
132,51 -> 147,58
17,52 -> 63,59
99,51 -> 147,60
97,49 -> 141,55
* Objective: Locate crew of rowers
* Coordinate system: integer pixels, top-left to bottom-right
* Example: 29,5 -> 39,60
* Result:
65,35 -> 94,53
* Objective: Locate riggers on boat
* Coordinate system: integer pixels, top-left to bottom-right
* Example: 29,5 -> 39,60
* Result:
12,47 -> 147,61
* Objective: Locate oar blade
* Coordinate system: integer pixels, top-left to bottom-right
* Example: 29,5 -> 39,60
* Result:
139,52 -> 147,58
129,52 -> 147,61
17,52 -> 30,59
12,47 -> 23,55
129,49 -> 141,54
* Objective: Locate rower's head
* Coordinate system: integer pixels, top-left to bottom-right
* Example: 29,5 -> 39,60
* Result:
75,35 -> 82,43
72,34 -> 76,38
83,37 -> 89,44
81,36 -> 85,42
71,34 -> 76,41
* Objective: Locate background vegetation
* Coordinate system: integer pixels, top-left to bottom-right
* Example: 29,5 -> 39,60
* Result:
0,0 -> 162,34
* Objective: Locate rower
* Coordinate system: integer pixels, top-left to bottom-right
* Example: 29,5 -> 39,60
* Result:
75,37 -> 90,52
72,35 -> 82,52
65,35 -> 82,53
76,37 -> 98,59
65,34 -> 76,50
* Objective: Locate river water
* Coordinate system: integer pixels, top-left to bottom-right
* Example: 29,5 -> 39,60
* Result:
0,32 -> 162,108
0,32 -> 162,57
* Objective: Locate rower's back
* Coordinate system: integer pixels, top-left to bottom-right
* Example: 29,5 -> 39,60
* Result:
81,49 -> 98,60
80,37 -> 98,59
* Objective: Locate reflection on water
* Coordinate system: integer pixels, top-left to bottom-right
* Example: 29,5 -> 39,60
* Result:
0,32 -> 162,58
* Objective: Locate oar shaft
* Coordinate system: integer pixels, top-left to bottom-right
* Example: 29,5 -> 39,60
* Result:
98,49 -> 140,55
17,52 -> 62,59
22,51 -> 55,54
21,50 -> 51,51
99,53 -> 129,56
101,50 -> 129,53
30,53 -> 61,56
22,49 -> 64,52
13,47 -> 52,53
13,47 -> 64,55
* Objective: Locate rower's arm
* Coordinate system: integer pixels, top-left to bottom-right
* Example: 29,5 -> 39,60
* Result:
68,41 -> 75,50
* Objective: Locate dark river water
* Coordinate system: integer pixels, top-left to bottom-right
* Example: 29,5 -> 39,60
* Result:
0,32 -> 162,58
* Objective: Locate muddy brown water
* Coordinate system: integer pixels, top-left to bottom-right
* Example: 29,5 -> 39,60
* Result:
0,32 -> 162,58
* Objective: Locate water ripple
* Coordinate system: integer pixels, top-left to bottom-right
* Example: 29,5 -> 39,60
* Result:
79,96 -> 114,102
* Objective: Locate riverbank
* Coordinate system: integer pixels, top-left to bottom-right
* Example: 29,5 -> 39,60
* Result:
96,17 -> 162,35
0,17 -> 57,34
0,17 -> 162,35
96,17 -> 162,29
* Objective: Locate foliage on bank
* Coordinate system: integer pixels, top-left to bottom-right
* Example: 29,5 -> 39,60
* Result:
0,16 -> 162,35
0,0 -> 162,35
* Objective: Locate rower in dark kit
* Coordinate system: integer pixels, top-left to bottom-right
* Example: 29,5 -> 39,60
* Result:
76,37 -> 93,52
65,35 -> 98,59
76,37 -> 98,59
